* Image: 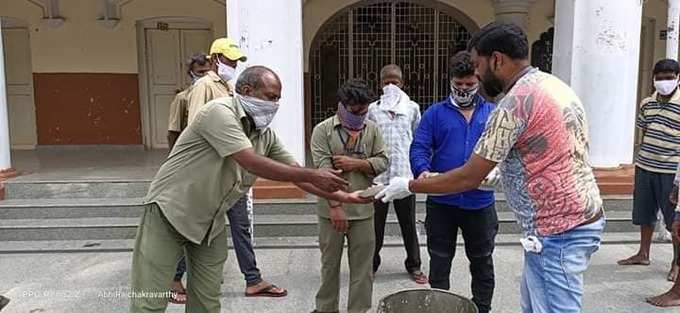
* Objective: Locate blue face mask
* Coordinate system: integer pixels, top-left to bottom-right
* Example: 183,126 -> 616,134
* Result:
190,71 -> 202,84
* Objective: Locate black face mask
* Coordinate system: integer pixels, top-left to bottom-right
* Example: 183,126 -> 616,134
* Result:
480,57 -> 504,98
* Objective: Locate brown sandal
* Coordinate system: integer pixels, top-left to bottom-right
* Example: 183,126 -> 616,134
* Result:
245,284 -> 288,297
411,271 -> 428,284
169,288 -> 187,304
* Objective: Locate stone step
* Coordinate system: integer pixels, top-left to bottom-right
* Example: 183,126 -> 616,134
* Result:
4,177 -> 637,201
0,196 -> 633,219
3,179 -> 307,200
0,232 -> 655,254
4,180 -> 151,199
0,198 -> 145,219
0,211 -> 635,241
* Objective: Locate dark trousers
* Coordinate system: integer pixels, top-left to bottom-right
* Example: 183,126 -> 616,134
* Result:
633,166 -> 676,230
425,200 -> 498,313
175,196 -> 263,286
373,194 -> 421,273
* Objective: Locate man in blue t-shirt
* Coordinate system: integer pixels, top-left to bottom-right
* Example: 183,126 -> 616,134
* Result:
409,51 -> 497,313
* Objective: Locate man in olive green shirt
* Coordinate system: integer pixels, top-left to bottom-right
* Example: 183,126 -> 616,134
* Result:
171,39 -> 287,302
130,66 -> 365,313
311,80 -> 388,313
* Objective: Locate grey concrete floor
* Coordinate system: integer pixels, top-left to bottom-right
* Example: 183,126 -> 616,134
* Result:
9,149 -> 166,182
1,243 -> 678,313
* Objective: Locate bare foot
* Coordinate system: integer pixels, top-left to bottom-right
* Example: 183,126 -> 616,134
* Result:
668,265 -> 680,282
170,279 -> 185,291
646,290 -> 680,307
169,280 -> 187,304
617,254 -> 650,266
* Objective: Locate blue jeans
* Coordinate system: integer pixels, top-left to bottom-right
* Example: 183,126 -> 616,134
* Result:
174,195 -> 262,286
520,217 -> 604,313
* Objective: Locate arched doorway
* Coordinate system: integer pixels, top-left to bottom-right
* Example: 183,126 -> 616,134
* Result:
309,0 -> 478,128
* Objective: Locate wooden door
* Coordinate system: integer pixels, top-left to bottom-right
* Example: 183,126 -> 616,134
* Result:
2,27 -> 36,149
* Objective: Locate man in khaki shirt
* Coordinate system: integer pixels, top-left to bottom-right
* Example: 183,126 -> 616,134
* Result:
311,80 -> 388,313
167,53 -> 211,149
130,66 -> 366,313
186,37 -> 245,124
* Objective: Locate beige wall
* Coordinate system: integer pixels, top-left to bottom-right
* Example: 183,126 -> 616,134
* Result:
526,0 -> 555,44
1,0 -> 659,75
0,0 -> 226,73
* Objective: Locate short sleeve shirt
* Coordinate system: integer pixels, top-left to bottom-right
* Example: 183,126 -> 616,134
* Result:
167,89 -> 190,132
635,91 -> 680,174
145,97 -> 296,244
474,68 -> 602,236
186,71 -> 233,125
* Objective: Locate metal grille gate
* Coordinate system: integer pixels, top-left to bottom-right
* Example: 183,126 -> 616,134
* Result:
310,1 -> 472,126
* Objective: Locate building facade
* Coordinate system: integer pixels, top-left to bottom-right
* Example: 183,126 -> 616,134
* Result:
0,0 -> 674,170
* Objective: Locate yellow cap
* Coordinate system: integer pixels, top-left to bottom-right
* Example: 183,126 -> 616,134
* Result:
209,38 -> 247,62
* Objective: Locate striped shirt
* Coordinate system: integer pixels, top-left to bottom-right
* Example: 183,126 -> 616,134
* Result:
636,91 -> 680,174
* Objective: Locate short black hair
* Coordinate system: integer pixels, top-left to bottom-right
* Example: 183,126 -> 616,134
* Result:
653,59 -> 680,76
187,53 -> 209,75
337,79 -> 375,106
235,65 -> 281,92
449,51 -> 475,78
467,22 -> 528,60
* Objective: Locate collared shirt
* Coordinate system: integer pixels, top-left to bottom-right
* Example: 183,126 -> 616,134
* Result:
410,95 -> 495,209
167,88 -> 191,132
310,115 -> 388,220
474,68 -> 602,237
368,99 -> 421,184
635,90 -> 680,174
144,97 -> 296,244
186,71 -> 233,125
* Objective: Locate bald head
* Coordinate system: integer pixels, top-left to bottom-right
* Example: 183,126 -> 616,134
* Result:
380,64 -> 404,88
236,65 -> 282,102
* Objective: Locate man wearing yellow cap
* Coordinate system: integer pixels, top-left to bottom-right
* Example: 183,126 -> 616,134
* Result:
186,37 -> 247,124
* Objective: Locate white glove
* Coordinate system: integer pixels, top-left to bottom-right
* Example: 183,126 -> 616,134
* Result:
418,171 -> 441,179
479,167 -> 502,191
375,177 -> 412,203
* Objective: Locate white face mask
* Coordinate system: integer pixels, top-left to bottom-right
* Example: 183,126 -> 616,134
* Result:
236,94 -> 279,130
216,58 -> 236,82
380,84 -> 402,110
450,84 -> 479,108
654,78 -> 679,96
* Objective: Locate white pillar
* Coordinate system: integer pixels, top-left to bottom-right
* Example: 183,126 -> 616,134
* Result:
668,0 -> 680,60
492,0 -> 535,30
227,0 -> 305,164
552,0 -> 642,168
0,23 -> 12,171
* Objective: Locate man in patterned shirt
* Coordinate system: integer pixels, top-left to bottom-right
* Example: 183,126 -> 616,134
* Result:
367,64 -> 426,284
377,22 -> 604,313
